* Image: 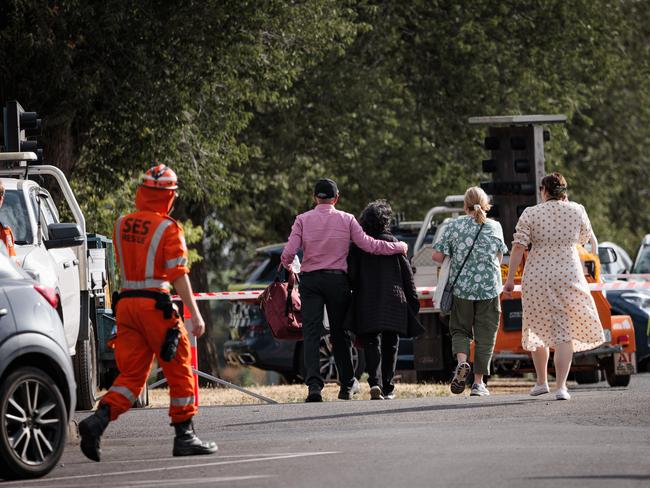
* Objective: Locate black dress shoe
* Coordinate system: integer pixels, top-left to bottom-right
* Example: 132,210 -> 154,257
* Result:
305,387 -> 323,402
337,378 -> 360,400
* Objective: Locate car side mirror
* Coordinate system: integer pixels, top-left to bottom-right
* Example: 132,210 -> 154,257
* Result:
598,246 -> 617,265
45,223 -> 84,249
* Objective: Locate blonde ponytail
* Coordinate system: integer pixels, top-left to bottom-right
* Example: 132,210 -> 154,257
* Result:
464,186 -> 491,225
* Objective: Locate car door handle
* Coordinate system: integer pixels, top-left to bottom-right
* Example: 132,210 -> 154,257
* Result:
0,308 -> 8,318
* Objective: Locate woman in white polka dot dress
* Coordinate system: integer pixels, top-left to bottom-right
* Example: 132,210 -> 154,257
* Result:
503,172 -> 605,401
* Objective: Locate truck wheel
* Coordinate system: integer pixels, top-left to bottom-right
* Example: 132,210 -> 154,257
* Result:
0,367 -> 67,480
74,322 -> 99,410
605,368 -> 631,387
574,369 -> 600,384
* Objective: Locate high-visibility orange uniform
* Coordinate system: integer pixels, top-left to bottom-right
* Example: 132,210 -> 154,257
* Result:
101,185 -> 196,424
0,221 -> 17,257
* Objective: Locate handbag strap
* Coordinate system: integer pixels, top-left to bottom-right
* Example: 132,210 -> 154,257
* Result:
285,267 -> 299,315
449,223 -> 484,289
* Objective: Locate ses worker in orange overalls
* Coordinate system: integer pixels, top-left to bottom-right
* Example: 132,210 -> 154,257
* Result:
78,164 -> 218,462
0,180 -> 17,258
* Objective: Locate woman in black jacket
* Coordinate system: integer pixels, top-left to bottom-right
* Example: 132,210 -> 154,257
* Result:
348,200 -> 423,400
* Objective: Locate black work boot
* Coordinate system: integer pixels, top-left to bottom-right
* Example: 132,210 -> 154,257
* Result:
78,404 -> 111,462
172,419 -> 218,456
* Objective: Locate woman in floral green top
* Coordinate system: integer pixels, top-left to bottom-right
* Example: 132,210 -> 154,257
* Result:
432,186 -> 508,396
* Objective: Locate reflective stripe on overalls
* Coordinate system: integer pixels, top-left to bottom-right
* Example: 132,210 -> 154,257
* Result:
115,216 -> 172,290
108,384 -> 136,404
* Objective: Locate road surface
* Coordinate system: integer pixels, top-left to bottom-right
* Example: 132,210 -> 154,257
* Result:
5,374 -> 650,488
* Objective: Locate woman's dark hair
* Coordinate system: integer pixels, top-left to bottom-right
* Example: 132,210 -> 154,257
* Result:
540,172 -> 568,200
359,199 -> 393,237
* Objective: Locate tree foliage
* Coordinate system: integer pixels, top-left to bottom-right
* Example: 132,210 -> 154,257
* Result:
3,1 -> 650,374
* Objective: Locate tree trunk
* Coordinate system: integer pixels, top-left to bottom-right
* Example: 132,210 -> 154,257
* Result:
44,121 -> 76,176
189,254 -> 222,384
174,200 -> 222,384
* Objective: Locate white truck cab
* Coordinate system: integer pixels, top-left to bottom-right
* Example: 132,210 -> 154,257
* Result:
0,176 -> 82,349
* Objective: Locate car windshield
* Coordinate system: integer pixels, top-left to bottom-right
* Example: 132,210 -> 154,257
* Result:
0,189 -> 33,244
633,245 -> 650,274
244,252 -> 282,284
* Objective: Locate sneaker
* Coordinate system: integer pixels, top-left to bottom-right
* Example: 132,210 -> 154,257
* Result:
450,362 -> 471,394
338,378 -> 361,400
529,383 -> 550,397
470,383 -> 490,396
305,387 -> 323,403
369,385 -> 384,400
383,392 -> 395,400
555,388 -> 571,401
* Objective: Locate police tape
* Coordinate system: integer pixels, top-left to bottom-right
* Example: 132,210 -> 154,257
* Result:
172,290 -> 263,301
173,279 -> 650,303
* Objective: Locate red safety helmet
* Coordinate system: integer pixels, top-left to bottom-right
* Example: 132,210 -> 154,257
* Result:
141,164 -> 178,190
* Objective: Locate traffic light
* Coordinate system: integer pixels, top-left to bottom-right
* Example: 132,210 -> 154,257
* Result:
469,115 -> 566,245
2,100 -> 43,162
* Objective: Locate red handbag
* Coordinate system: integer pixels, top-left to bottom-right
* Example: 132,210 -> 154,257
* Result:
259,267 -> 303,339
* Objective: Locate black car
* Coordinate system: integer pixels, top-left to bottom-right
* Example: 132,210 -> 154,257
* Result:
223,223 -> 432,383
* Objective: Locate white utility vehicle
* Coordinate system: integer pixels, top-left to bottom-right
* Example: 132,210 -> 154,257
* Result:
0,152 -> 110,409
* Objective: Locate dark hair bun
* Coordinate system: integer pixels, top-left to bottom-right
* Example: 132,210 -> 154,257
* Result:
541,172 -> 568,199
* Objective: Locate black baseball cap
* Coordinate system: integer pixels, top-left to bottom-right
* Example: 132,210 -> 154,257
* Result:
314,178 -> 338,199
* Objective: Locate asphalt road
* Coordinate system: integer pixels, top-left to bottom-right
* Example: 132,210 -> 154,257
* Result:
5,374 -> 650,488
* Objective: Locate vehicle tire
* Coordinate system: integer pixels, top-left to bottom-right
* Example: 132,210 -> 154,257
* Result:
605,368 -> 631,387
74,321 -> 99,410
0,367 -> 68,480
574,369 -> 600,384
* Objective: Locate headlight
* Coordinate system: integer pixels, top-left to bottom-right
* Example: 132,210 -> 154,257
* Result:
620,291 -> 650,316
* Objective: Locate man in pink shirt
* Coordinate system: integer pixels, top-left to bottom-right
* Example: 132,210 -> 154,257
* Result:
282,179 -> 407,402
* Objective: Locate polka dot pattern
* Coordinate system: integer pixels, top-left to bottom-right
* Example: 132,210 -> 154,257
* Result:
512,200 -> 606,352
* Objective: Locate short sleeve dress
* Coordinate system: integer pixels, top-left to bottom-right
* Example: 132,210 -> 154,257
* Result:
512,200 -> 605,352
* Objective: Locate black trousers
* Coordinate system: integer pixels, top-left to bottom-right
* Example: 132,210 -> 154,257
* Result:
299,272 -> 354,390
361,331 -> 399,395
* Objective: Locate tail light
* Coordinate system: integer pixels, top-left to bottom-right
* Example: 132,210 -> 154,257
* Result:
34,284 -> 59,309
617,334 -> 630,347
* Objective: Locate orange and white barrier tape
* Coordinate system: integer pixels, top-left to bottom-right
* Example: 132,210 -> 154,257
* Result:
173,279 -> 650,303
172,290 -> 263,301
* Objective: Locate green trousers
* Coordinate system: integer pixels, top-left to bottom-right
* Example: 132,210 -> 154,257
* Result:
449,296 -> 500,376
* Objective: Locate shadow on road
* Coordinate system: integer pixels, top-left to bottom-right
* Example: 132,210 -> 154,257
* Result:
526,475 -> 650,481
224,400 -> 528,427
